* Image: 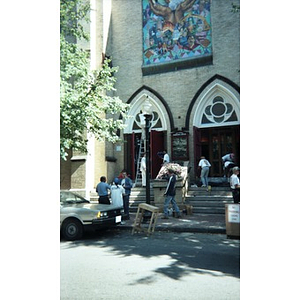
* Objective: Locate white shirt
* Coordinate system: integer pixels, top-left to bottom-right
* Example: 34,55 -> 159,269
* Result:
230,174 -> 240,189
140,156 -> 146,171
110,184 -> 125,207
222,154 -> 234,163
163,153 -> 170,163
224,161 -> 234,168
198,158 -> 211,168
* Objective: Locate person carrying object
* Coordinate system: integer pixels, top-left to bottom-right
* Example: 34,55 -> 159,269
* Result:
162,168 -> 181,219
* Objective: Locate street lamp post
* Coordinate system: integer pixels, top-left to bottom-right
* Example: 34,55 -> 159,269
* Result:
142,99 -> 153,205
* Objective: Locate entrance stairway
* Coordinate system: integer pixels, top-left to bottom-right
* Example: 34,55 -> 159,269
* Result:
90,180 -> 234,215
129,187 -> 154,213
128,184 -> 233,215
184,186 -> 233,214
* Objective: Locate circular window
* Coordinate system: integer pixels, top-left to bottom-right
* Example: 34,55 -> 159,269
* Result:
212,103 -> 226,116
202,96 -> 236,124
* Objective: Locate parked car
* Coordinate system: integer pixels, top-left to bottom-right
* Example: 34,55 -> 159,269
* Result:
60,190 -> 124,240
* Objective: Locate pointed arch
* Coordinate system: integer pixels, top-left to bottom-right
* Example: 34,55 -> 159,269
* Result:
193,83 -> 240,128
185,75 -> 240,130
124,86 -> 175,134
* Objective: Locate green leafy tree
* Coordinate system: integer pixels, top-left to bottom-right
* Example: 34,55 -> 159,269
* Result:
231,3 -> 240,13
60,0 -> 129,160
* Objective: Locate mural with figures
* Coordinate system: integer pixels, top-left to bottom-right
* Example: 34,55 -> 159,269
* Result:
142,0 -> 212,67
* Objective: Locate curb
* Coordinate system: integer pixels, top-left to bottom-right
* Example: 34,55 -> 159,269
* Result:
118,224 -> 226,234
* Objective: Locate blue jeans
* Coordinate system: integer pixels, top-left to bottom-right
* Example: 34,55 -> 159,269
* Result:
163,195 -> 180,216
201,166 -> 210,186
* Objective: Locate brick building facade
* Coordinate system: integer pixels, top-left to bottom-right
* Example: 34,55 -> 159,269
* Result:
60,0 -> 240,198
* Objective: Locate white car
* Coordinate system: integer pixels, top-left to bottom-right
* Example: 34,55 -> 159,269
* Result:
60,190 -> 124,240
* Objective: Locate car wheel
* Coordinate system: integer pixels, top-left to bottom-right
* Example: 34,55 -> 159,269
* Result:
62,218 -> 83,240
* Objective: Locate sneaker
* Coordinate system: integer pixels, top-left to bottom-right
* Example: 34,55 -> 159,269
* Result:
121,221 -> 126,225
161,216 -> 169,219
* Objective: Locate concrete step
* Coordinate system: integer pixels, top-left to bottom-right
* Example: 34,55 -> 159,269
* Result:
185,199 -> 233,206
185,190 -> 233,215
192,207 -> 226,214
186,194 -> 233,200
90,185 -> 233,215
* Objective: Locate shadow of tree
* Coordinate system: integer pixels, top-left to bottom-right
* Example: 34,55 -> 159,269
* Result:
61,228 -> 240,281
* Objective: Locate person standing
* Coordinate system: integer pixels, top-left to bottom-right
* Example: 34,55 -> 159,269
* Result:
96,176 -> 111,204
140,154 -> 146,187
230,166 -> 240,204
157,150 -> 170,164
162,168 -> 181,219
198,156 -> 211,190
110,178 -> 125,207
120,170 -> 133,220
163,150 -> 170,164
110,178 -> 126,224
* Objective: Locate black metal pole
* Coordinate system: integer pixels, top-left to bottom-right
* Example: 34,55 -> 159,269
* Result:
144,114 -> 151,205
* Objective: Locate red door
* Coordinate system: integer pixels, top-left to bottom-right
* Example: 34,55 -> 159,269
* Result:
193,126 -> 240,177
150,130 -> 165,178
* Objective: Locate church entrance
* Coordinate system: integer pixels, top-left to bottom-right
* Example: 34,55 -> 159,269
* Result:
124,130 -> 166,180
194,125 -> 240,177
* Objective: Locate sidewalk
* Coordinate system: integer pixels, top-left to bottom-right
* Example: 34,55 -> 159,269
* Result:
119,212 -> 226,234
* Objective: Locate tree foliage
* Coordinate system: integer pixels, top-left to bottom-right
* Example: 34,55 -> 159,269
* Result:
231,3 -> 240,13
60,0 -> 129,160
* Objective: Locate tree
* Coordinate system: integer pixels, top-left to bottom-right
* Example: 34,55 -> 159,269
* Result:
60,0 -> 129,160
231,3 -> 240,13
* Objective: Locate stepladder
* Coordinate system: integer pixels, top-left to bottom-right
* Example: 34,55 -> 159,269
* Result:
134,137 -> 145,187
132,203 -> 159,235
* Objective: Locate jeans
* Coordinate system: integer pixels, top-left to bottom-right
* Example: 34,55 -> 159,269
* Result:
123,194 -> 130,219
163,195 -> 180,216
201,166 -> 210,186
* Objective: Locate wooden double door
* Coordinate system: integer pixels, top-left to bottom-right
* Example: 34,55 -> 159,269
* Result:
194,126 -> 240,177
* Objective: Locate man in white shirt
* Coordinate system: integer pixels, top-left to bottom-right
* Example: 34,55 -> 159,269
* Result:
198,156 -> 211,189
140,154 -> 146,187
222,153 -> 236,178
163,150 -> 170,164
230,166 -> 240,204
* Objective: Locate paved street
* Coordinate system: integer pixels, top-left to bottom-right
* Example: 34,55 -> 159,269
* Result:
61,229 -> 240,300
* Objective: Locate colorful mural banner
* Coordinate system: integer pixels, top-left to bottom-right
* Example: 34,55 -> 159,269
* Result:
142,0 -> 212,67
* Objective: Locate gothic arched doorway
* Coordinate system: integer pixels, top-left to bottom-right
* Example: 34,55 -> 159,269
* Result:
191,81 -> 240,178
123,90 -> 171,180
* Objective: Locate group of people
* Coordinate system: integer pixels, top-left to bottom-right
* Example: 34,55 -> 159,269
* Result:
96,151 -> 239,224
95,170 -> 133,221
96,161 -> 181,221
198,153 -> 240,203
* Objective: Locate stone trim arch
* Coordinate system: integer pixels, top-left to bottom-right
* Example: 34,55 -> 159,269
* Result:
124,86 -> 175,134
185,75 -> 240,130
193,83 -> 240,128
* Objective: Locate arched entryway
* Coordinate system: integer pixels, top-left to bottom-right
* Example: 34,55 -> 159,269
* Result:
123,87 -> 173,179
188,78 -> 240,178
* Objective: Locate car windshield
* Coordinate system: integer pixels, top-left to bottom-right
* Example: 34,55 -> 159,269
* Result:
60,191 -> 90,204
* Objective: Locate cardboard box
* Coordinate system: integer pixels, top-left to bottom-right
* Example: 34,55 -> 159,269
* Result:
225,204 -> 240,237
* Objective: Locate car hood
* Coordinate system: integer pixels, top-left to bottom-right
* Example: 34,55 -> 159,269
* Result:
61,203 -> 122,211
